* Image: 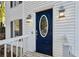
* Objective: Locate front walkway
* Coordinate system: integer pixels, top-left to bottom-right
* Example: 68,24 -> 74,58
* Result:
23,51 -> 51,57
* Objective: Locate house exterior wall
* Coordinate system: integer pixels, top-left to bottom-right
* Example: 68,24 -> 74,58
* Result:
5,1 -> 25,50
53,1 -> 76,57
23,1 -> 76,56
5,1 -> 78,57
5,2 -> 23,38
75,2 -> 79,57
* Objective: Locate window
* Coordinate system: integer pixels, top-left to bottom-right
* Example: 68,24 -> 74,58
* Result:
39,15 -> 48,37
10,19 -> 22,37
10,1 -> 13,8
14,1 -> 16,6
14,19 -> 22,36
10,21 -> 13,38
19,1 -> 22,4
10,1 -> 22,8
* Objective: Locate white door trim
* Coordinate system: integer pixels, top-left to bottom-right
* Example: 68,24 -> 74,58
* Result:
33,4 -> 54,13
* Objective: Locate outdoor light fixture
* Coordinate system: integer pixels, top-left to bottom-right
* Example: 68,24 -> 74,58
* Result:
26,15 -> 32,23
26,15 -> 31,19
59,6 -> 65,18
26,14 -> 33,27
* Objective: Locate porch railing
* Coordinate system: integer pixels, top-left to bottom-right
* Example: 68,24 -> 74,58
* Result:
0,35 -> 29,57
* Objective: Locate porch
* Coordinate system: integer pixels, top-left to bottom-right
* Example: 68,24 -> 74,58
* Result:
0,34 -> 50,57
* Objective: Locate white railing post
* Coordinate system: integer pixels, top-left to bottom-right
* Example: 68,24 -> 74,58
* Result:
16,40 -> 18,57
20,39 -> 23,57
4,44 -> 7,57
11,44 -> 13,57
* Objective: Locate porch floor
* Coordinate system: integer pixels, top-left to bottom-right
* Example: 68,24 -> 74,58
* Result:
23,51 -> 51,57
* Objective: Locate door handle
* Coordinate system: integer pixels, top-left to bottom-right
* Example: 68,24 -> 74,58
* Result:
36,30 -> 38,36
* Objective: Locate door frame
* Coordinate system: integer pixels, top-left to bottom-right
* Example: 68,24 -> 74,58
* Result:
34,5 -> 53,56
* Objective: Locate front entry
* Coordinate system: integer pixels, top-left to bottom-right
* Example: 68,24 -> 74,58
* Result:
36,9 -> 53,56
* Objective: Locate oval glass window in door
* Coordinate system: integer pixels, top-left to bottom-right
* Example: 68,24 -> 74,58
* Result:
39,15 -> 48,38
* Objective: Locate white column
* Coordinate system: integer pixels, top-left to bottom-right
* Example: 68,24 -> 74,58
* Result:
20,39 -> 22,57
16,40 -> 18,57
4,44 -> 7,57
20,39 -> 23,57
11,44 -> 13,57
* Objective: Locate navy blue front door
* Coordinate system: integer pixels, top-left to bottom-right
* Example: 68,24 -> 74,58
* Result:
36,9 -> 53,56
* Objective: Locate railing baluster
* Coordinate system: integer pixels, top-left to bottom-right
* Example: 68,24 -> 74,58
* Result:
16,40 -> 18,57
22,39 -> 23,57
11,44 -> 13,57
22,39 -> 23,56
20,40 -> 21,57
20,39 -> 23,57
4,44 -> 7,57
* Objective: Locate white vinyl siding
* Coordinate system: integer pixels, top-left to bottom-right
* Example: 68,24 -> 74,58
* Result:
5,1 -> 79,57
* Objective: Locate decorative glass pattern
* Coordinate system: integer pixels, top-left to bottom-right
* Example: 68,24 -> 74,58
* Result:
39,15 -> 48,38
